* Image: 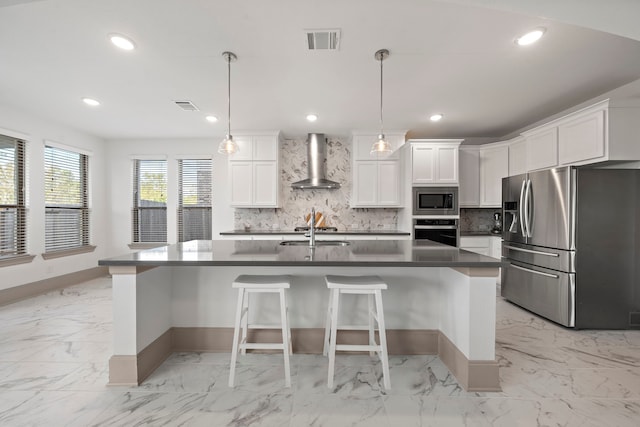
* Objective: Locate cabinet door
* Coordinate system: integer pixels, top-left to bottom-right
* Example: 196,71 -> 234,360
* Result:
458,148 -> 480,207
436,146 -> 458,183
526,128 -> 558,171
480,146 -> 508,207
229,161 -> 253,206
412,145 -> 435,184
558,110 -> 605,165
232,136 -> 253,161
508,138 -> 527,176
352,161 -> 378,206
253,135 -> 278,161
377,161 -> 400,206
353,135 -> 375,161
490,236 -> 502,259
253,161 -> 278,206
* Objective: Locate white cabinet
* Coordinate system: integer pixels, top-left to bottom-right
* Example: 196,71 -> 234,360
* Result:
229,132 -> 281,208
409,140 -> 462,185
524,126 -> 558,171
351,132 -> 404,208
558,107 -> 605,165
480,145 -> 509,207
460,235 -> 502,259
459,147 -> 480,207
490,236 -> 502,259
508,137 -> 527,176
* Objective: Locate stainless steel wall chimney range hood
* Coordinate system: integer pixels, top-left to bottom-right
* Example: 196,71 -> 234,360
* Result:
291,133 -> 341,189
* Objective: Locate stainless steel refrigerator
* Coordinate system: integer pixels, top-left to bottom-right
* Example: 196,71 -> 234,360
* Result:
501,166 -> 640,329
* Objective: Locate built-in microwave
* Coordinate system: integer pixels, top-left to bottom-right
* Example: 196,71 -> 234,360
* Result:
412,187 -> 458,216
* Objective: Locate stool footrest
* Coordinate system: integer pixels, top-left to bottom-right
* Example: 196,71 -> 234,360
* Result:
336,344 -> 381,352
240,342 -> 285,350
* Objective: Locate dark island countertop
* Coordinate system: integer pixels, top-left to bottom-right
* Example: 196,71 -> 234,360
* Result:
220,229 -> 411,236
99,239 -> 507,268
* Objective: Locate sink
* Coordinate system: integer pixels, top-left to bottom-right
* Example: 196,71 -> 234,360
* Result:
280,240 -> 350,246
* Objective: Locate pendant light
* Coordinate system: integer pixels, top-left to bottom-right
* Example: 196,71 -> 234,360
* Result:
370,49 -> 391,156
218,51 -> 239,155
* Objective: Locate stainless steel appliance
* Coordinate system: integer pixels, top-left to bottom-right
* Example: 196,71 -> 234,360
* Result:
413,218 -> 459,247
501,166 -> 640,329
412,187 -> 458,216
291,133 -> 340,189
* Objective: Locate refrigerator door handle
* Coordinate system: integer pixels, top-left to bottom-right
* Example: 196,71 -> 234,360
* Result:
519,180 -> 527,238
524,179 -> 532,238
512,263 -> 559,279
504,245 -> 559,257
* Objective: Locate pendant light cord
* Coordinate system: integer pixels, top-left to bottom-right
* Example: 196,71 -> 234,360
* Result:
227,54 -> 231,137
379,54 -> 384,136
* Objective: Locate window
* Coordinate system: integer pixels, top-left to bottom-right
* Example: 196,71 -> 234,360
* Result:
178,159 -> 212,242
132,159 -> 167,243
0,134 -> 27,260
44,144 -> 92,255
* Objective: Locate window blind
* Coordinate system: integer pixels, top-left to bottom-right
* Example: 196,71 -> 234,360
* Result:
0,135 -> 27,258
178,159 -> 212,242
44,145 -> 90,252
132,159 -> 167,243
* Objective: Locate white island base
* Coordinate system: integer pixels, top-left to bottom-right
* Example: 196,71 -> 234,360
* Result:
107,265 -> 500,392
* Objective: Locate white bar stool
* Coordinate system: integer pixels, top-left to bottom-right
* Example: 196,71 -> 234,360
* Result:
323,274 -> 390,389
228,274 -> 292,388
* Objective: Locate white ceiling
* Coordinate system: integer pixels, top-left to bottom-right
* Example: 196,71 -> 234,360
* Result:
2,0 -> 640,142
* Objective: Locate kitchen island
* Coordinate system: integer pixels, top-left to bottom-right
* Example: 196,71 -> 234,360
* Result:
99,239 -> 506,391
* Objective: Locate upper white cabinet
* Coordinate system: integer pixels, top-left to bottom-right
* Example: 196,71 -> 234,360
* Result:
458,146 -> 480,207
508,137 -> 526,176
229,132 -> 281,208
522,99 -> 640,169
409,140 -> 462,185
523,126 -> 558,171
351,131 -> 405,207
479,144 -> 509,207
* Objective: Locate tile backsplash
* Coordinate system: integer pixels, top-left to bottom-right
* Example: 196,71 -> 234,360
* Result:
234,137 -> 399,230
460,208 -> 501,232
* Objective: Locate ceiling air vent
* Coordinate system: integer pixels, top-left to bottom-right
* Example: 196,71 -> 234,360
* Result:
305,29 -> 341,50
174,100 -> 199,111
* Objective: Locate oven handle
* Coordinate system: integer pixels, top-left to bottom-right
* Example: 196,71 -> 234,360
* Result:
414,225 -> 458,230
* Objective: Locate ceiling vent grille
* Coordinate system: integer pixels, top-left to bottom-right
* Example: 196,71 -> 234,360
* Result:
174,100 -> 199,111
305,29 -> 341,50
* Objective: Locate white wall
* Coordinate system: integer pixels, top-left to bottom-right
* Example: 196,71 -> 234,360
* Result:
0,103 -> 108,290
105,138 -> 234,255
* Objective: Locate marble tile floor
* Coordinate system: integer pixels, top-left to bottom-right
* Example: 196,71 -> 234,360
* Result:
0,277 -> 639,426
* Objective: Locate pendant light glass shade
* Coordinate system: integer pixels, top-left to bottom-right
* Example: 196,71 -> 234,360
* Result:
217,51 -> 239,155
370,49 -> 391,156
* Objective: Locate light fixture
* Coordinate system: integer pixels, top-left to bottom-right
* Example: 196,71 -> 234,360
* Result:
206,115 -> 218,123
516,28 -> 545,46
109,33 -> 136,51
430,113 -> 443,122
218,51 -> 239,155
370,49 -> 391,156
306,114 -> 318,122
82,97 -> 100,107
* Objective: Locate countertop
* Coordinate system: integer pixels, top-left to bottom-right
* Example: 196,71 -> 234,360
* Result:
219,229 -> 411,236
460,231 -> 503,237
99,239 -> 507,268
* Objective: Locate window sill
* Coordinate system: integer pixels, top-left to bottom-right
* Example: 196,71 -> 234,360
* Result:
128,242 -> 168,250
42,245 -> 96,260
0,254 -> 36,268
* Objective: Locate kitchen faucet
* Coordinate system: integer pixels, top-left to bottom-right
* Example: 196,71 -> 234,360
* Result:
305,207 -> 316,247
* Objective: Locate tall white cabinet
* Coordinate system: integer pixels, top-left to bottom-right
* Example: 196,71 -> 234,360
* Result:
351,132 -> 405,208
229,132 -> 281,208
459,142 -> 508,208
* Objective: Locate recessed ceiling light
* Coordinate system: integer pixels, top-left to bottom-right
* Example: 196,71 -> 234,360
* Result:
206,115 -> 218,123
82,97 -> 100,107
430,113 -> 443,122
516,28 -> 545,46
306,114 -> 318,122
109,33 -> 136,51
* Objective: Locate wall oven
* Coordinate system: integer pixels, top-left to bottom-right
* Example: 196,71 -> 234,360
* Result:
412,187 -> 458,216
413,219 -> 459,247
